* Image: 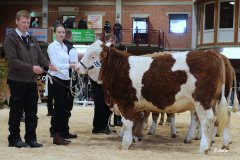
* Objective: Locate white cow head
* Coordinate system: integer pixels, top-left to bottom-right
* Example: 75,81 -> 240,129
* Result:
77,40 -> 104,83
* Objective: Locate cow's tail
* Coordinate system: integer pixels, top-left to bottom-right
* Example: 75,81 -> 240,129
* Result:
217,57 -> 229,135
231,68 -> 239,112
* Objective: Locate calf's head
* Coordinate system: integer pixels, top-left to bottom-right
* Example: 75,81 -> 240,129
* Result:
77,40 -> 109,84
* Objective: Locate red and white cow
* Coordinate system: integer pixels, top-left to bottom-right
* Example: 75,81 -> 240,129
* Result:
184,54 -> 239,144
77,40 -> 230,154
141,53 -> 238,144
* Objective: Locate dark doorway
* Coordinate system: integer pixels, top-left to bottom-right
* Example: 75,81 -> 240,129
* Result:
132,17 -> 149,44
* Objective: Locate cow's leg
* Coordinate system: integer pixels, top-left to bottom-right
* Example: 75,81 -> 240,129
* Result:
221,111 -> 231,150
165,113 -> 171,125
143,111 -> 150,130
196,124 -> 202,140
133,112 -> 144,142
148,112 -> 159,135
121,116 -> 133,150
158,112 -> 164,125
195,104 -> 213,154
169,113 -> 177,138
211,121 -> 218,143
184,111 -> 199,143
119,126 -> 124,137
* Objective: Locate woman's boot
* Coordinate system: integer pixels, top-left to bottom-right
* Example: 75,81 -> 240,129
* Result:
53,133 -> 71,145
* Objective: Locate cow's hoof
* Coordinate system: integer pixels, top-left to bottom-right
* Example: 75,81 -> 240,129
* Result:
211,140 -> 215,144
205,150 -> 208,155
158,122 -> 163,126
121,144 -> 130,150
133,137 -> 142,142
194,136 -> 201,140
221,145 -> 229,150
148,132 -> 154,135
171,134 -> 177,138
184,139 -> 191,144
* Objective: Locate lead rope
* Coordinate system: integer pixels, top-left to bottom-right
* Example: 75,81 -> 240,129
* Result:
41,68 -> 84,97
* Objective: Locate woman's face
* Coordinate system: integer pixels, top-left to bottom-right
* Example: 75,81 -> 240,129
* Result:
55,26 -> 66,42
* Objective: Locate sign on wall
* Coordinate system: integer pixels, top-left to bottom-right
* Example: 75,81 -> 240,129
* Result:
6,28 -> 48,42
71,29 -> 95,42
87,15 -> 102,33
52,29 -> 95,43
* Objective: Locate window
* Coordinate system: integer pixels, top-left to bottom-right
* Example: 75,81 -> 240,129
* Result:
204,3 -> 214,30
219,1 -> 234,28
169,14 -> 188,33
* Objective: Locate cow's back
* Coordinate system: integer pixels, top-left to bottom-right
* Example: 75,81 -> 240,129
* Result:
139,50 -> 224,112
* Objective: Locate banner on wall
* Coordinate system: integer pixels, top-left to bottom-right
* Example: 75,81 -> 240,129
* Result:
6,28 -> 48,42
52,29 -> 95,43
87,15 -> 102,33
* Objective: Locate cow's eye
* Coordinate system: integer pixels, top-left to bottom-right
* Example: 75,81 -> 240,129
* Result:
91,57 -> 95,59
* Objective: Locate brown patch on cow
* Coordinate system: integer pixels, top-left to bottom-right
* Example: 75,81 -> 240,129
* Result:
99,45 -> 138,119
141,54 -> 188,110
187,50 -> 224,110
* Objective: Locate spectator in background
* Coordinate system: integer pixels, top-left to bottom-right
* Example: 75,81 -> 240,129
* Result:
63,17 -> 74,29
113,20 -> 122,44
104,21 -> 111,35
31,17 -> 38,28
78,17 -> 88,29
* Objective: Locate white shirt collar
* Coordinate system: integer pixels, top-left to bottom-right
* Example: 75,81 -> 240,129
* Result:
53,40 -> 66,47
15,28 -> 30,37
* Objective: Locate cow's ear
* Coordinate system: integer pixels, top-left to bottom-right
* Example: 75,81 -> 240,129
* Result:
109,43 -> 114,48
100,44 -> 109,60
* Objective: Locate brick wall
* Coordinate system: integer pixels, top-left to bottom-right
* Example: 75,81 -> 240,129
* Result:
0,1 -> 192,50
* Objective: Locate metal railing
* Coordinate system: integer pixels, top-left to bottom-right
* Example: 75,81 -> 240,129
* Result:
97,28 -> 164,48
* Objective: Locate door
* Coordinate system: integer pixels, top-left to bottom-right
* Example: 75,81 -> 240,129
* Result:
132,17 -> 149,43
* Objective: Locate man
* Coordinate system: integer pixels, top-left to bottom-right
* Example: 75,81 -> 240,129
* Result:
31,17 -> 38,28
104,21 -> 111,35
78,17 -> 88,29
4,10 -> 56,148
113,20 -> 122,44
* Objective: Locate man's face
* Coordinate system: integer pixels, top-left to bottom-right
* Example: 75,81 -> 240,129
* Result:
108,37 -> 116,45
16,16 -> 30,33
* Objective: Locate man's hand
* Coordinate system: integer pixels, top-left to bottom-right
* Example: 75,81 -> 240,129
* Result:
49,63 -> 58,71
33,66 -> 43,74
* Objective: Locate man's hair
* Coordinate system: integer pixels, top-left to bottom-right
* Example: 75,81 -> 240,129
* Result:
65,29 -> 72,41
16,10 -> 30,20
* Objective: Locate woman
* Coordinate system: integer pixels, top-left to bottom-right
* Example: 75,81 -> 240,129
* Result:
47,24 -> 76,145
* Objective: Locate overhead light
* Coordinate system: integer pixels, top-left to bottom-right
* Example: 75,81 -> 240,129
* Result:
230,2 -> 235,5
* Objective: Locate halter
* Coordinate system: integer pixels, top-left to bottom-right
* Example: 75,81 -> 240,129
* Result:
79,61 -> 94,72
